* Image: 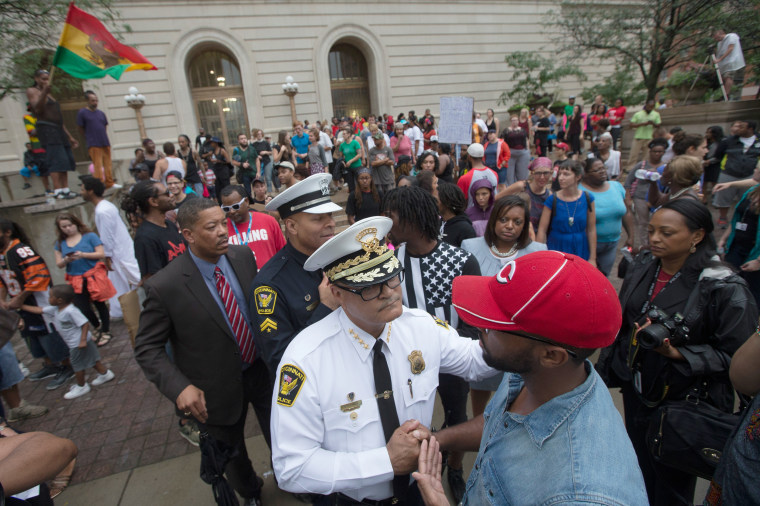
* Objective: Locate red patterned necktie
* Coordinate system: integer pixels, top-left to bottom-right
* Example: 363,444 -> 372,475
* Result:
214,267 -> 256,363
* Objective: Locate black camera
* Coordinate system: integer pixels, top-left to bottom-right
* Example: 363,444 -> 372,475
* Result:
637,307 -> 690,350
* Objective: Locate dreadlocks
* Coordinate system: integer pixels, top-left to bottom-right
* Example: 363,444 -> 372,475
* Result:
436,182 -> 467,216
381,185 -> 440,241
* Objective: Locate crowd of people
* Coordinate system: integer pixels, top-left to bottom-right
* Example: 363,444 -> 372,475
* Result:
3,44 -> 760,503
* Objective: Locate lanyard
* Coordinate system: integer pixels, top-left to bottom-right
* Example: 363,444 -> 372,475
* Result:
234,212 -> 253,246
640,263 -> 681,316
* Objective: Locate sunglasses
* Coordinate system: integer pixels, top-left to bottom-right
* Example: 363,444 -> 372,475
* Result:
221,197 -> 247,213
532,171 -> 552,177
154,188 -> 171,197
509,330 -> 579,358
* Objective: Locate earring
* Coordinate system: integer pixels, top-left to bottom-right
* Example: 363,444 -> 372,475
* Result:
689,243 -> 696,254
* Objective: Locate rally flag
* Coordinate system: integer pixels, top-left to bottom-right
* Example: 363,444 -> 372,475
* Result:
52,3 -> 156,80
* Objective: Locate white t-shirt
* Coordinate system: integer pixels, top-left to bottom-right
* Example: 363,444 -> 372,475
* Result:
365,133 -> 391,150
43,304 -> 91,349
404,126 -> 424,156
716,33 -> 745,72
318,131 -> 334,163
740,135 -> 757,152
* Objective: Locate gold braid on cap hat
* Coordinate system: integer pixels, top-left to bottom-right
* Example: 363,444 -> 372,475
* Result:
326,227 -> 397,282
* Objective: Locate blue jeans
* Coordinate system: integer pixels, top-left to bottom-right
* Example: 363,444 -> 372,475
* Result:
596,240 -> 619,277
192,182 -> 204,196
239,172 -> 255,198
262,161 -> 276,192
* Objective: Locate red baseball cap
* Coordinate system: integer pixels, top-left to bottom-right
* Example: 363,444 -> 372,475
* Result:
452,251 -> 621,349
555,142 -> 570,151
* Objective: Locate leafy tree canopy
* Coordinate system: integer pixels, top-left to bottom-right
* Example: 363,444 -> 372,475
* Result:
0,0 -> 127,100
498,52 -> 586,107
550,0 -> 760,101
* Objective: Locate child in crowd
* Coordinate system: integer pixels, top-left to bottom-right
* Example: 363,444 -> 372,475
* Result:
203,161 -> 216,198
20,142 -> 41,189
23,284 -> 115,400
250,178 -> 272,212
466,178 -> 495,236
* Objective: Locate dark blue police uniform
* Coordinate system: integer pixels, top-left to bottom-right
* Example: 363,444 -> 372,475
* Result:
250,241 -> 332,377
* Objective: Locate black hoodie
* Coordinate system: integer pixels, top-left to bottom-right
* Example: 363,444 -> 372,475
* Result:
441,214 -> 476,247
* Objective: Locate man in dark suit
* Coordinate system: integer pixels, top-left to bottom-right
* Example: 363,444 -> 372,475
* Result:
135,198 -> 270,506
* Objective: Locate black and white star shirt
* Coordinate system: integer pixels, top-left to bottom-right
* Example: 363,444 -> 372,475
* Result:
396,240 -> 481,330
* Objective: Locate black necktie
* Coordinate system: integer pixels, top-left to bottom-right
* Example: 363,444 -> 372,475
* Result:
372,339 -> 408,502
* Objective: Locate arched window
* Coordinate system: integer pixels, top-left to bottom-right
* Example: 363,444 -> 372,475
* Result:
188,49 -> 248,147
329,44 -> 371,119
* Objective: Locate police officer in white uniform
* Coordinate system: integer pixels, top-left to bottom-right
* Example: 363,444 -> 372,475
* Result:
270,217 -> 497,505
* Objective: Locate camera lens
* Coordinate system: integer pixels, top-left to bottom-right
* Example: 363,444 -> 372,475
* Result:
637,324 -> 670,350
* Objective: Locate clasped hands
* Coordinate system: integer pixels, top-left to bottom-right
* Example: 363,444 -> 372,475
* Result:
386,419 -> 433,474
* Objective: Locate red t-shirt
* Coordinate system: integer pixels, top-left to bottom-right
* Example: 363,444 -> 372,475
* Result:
227,211 -> 286,267
607,106 -> 627,127
650,270 -> 673,300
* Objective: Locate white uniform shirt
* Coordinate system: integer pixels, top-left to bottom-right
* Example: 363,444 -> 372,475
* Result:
271,306 -> 496,501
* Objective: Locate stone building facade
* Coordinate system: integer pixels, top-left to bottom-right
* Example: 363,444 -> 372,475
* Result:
0,0 -> 611,176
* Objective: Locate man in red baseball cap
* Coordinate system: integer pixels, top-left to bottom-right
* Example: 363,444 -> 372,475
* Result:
416,250 -> 648,505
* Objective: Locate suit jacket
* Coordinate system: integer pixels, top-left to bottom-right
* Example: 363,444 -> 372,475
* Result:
134,245 -> 258,426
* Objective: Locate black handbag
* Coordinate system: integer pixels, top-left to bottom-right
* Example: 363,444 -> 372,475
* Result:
646,388 -> 741,480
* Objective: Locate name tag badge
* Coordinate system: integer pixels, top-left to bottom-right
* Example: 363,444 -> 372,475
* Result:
736,222 -> 748,231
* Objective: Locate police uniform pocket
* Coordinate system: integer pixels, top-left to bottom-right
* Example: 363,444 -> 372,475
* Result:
323,402 -> 382,452
401,370 -> 439,408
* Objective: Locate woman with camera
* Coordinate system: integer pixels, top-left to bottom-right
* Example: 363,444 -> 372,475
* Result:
597,198 -> 757,506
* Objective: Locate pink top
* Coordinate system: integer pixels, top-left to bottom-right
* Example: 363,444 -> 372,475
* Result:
390,134 -> 412,162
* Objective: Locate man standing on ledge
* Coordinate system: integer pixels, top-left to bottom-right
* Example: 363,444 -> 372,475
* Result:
415,251 -> 648,506
271,217 -> 496,504
135,198 -> 270,506
77,90 -> 119,189
250,173 -> 342,377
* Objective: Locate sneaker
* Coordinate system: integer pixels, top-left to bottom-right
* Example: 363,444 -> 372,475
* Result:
718,218 -> 728,229
45,190 -> 55,197
447,467 -> 466,505
29,364 -> 60,382
19,363 -> 30,377
178,419 -> 201,446
91,369 -> 115,386
22,183 -> 31,189
61,191 -> 78,200
6,400 -> 49,422
64,383 -> 91,400
109,183 -> 123,189
46,367 -> 75,390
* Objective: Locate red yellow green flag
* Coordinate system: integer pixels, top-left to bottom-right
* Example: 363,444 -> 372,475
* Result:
52,3 -> 156,80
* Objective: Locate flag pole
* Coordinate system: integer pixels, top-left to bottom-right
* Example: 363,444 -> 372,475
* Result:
48,66 -> 56,89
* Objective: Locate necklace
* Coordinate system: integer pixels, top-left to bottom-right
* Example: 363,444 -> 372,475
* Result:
490,243 -> 518,257
349,323 -> 392,350
562,193 -> 580,226
668,187 -> 690,200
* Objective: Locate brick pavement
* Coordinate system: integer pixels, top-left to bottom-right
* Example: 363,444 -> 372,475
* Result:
11,321 -> 265,486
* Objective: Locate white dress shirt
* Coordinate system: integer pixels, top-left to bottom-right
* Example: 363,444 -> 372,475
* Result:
271,306 -> 496,501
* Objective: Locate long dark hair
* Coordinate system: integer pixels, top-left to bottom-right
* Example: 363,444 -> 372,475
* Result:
354,170 -> 380,209
437,182 -> 466,216
706,126 -> 725,144
121,180 -> 160,217
658,199 -> 718,275
54,213 -> 91,244
484,195 -> 531,249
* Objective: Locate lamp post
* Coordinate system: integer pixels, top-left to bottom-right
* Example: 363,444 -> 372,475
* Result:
124,86 -> 147,141
282,76 -> 299,125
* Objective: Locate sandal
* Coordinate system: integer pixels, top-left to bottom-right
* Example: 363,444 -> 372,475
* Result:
97,332 -> 112,347
49,457 -> 76,499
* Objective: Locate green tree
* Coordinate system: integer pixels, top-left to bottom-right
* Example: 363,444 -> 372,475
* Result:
580,64 -> 647,106
498,52 -> 586,107
550,0 -> 760,101
0,0 -> 126,99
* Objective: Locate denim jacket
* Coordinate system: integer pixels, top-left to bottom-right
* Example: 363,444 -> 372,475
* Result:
463,362 -> 648,506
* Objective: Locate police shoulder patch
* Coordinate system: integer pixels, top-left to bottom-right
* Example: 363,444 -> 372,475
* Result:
255,286 -> 277,315
432,315 -> 450,330
277,364 -> 306,407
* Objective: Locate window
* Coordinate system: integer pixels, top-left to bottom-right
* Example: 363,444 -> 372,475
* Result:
329,44 -> 371,119
188,49 -> 248,146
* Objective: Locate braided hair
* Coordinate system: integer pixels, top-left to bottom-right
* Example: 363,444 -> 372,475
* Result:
381,186 -> 440,241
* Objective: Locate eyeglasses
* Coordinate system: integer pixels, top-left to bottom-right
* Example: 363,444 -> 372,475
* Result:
334,270 -> 404,301
510,330 -> 578,358
532,171 -> 552,177
221,197 -> 247,213
154,188 -> 171,197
